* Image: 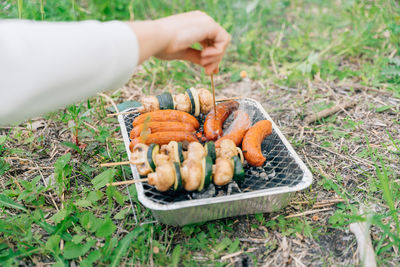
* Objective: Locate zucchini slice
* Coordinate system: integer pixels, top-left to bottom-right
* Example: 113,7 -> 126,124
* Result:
199,156 -> 213,191
186,88 -> 196,115
177,142 -> 184,163
169,141 -> 184,164
147,143 -> 159,171
204,141 -> 216,163
190,88 -> 200,116
173,162 -> 183,191
232,156 -> 245,183
186,88 -> 200,116
156,92 -> 174,110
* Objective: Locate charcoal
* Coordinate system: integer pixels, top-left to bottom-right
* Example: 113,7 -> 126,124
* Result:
216,189 -> 226,197
192,185 -> 216,199
259,172 -> 268,180
268,169 -> 276,178
227,182 -> 241,195
251,170 -> 259,176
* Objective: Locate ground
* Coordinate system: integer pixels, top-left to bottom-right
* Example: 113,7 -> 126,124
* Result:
1,0 -> 400,266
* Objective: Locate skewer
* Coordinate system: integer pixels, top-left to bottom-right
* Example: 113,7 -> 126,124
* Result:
106,96 -> 243,117
207,39 -> 218,135
210,73 -> 218,136
100,161 -> 134,167
102,139 -> 244,191
106,108 -> 139,117
210,73 -> 217,117
107,178 -> 149,187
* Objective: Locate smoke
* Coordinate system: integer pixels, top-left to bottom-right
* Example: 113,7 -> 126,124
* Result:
223,103 -> 255,136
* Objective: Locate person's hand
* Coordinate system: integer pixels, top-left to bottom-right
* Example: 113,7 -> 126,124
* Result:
128,11 -> 230,75
154,11 -> 231,75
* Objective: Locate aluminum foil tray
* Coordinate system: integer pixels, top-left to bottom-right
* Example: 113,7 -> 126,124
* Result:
118,98 -> 312,225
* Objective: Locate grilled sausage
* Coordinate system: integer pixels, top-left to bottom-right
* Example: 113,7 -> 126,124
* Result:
215,110 -> 250,147
203,100 -> 239,140
132,110 -> 200,129
130,121 -> 196,139
242,120 -> 272,166
129,132 -> 198,151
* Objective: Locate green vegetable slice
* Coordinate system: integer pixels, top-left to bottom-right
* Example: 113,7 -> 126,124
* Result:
147,144 -> 159,171
156,92 -> 174,110
177,142 -> 184,163
173,162 -> 183,191
232,156 -> 245,183
189,88 -> 200,116
169,141 -> 184,164
204,141 -> 216,163
199,156 -> 213,191
186,88 -> 195,115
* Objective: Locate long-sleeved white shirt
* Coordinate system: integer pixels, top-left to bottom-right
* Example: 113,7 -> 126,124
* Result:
0,20 -> 139,126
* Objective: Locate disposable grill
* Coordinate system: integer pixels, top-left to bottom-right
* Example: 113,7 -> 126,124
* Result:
118,98 -> 312,225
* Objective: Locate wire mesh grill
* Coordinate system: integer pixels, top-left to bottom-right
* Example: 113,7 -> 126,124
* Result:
122,99 -> 304,205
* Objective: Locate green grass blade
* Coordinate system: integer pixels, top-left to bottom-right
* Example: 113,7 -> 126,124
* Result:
377,157 -> 399,237
0,194 -> 27,212
40,0 -> 45,20
17,0 -> 23,19
110,227 -> 144,267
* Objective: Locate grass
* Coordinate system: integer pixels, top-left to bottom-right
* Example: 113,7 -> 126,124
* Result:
1,0 -> 400,265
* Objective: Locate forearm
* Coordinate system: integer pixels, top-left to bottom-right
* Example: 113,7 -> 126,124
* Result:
0,20 -> 139,126
127,20 -> 170,64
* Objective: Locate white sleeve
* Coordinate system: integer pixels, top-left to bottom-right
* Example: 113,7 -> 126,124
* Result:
0,20 -> 139,126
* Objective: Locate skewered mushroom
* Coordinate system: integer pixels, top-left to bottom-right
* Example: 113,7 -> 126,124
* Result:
147,162 -> 175,192
130,143 -> 152,176
180,160 -> 203,191
213,157 -> 234,186
216,139 -> 238,159
136,88 -> 213,115
186,141 -> 206,161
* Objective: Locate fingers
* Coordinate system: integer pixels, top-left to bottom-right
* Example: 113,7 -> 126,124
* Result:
202,27 -> 231,58
201,26 -> 230,75
204,62 -> 219,75
157,47 -> 202,64
181,48 -> 202,65
181,48 -> 221,75
185,50 -> 221,75
200,55 -> 218,66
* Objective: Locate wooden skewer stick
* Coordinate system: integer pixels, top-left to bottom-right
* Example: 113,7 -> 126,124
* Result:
107,178 -> 149,187
100,161 -> 134,167
106,97 -> 243,117
210,73 -> 217,117
106,107 -> 139,117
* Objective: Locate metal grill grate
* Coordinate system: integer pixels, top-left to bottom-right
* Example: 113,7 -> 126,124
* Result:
123,99 -> 304,205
